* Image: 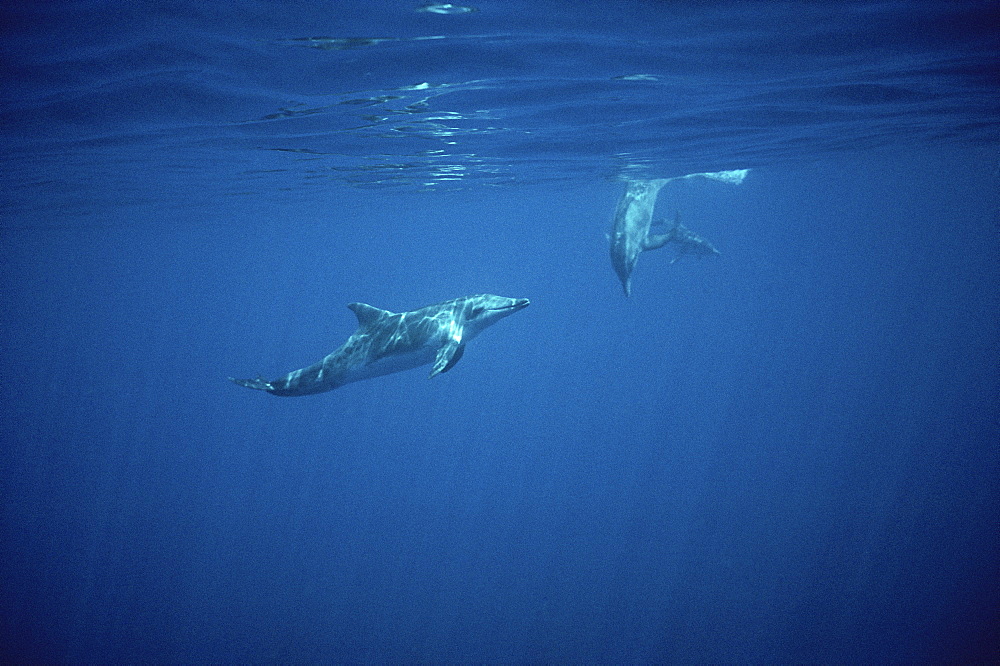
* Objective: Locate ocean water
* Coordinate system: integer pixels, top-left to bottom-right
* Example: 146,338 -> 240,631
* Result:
2,0 -> 998,663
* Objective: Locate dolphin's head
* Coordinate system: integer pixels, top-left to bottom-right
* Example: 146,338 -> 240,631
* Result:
609,235 -> 636,297
457,294 -> 529,338
610,256 -> 632,296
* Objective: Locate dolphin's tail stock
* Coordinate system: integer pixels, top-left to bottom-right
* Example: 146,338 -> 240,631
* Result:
229,376 -> 275,392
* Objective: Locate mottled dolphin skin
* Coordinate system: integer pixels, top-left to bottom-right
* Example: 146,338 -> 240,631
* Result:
610,170 -> 746,295
609,178 -> 671,296
231,294 -> 529,396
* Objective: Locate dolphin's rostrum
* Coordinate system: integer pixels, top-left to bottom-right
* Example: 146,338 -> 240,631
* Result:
231,294 -> 529,396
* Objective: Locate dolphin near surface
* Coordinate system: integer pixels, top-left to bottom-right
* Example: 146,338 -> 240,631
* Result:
231,294 -> 529,396
608,169 -> 747,296
609,178 -> 672,296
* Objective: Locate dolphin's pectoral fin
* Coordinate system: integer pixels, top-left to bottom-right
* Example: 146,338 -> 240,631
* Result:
230,376 -> 274,392
429,340 -> 465,378
699,240 -> 720,256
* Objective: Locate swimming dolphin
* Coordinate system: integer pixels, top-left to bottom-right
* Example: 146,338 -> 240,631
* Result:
609,178 -> 672,296
231,293 -> 529,396
609,174 -> 735,296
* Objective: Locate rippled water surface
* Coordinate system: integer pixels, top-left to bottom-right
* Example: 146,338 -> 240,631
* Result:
3,0 -> 997,211
2,1 -> 998,664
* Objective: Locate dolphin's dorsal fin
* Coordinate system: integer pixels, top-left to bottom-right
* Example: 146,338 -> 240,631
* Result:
347,302 -> 391,327
429,340 -> 465,378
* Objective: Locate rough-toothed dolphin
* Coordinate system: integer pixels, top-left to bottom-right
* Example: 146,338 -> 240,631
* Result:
231,294 -> 529,396
609,169 -> 747,296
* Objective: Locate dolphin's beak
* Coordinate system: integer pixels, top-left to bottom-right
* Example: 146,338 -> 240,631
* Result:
493,298 -> 529,314
488,298 -> 529,314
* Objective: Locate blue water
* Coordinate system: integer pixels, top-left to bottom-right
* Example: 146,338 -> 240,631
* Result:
2,1 -> 998,662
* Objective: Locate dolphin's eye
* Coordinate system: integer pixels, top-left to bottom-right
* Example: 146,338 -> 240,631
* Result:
470,306 -> 484,318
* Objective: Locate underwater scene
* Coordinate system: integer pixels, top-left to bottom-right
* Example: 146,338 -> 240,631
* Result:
2,1 -> 998,662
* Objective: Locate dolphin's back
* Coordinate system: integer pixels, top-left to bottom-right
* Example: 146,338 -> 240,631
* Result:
231,293 -> 529,397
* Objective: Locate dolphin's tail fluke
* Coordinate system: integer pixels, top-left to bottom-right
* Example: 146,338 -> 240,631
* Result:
229,376 -> 275,392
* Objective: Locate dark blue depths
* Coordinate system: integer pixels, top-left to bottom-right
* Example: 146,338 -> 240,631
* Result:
1,1 -> 998,663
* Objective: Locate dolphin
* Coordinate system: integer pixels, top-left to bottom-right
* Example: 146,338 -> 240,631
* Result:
609,173 -> 736,296
609,178 -> 672,296
231,293 -> 529,396
658,212 -> 720,265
